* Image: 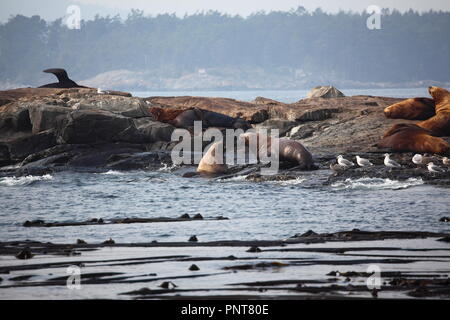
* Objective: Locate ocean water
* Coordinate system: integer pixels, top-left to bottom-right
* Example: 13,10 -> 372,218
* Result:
0,89 -> 449,244
0,169 -> 449,244
133,87 -> 432,102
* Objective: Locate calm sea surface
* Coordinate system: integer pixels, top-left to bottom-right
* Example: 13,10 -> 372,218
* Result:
132,87 -> 432,102
0,89 -> 449,243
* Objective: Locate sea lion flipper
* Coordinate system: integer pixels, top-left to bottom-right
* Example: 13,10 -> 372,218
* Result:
39,68 -> 82,88
43,68 -> 70,83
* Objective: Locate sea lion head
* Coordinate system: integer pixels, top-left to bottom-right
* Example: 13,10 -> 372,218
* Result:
383,98 -> 435,120
429,86 -> 449,103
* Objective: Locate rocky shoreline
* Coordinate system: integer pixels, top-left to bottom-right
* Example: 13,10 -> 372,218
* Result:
1,87 -> 449,186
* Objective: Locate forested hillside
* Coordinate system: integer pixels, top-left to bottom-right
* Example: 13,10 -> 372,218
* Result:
1,7 -> 449,90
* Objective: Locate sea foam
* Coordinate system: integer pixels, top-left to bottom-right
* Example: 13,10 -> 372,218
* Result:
0,174 -> 53,186
331,177 -> 423,190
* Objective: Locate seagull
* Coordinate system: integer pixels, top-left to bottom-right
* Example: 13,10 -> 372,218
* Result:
412,154 -> 423,165
384,153 -> 401,168
443,157 -> 450,166
427,162 -> 446,173
356,155 -> 373,167
337,155 -> 354,167
330,163 -> 348,172
97,88 -> 105,94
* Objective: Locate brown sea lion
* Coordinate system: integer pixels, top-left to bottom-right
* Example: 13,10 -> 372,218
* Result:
417,86 -> 450,136
149,107 -> 186,123
197,141 -> 228,174
240,132 -> 315,170
378,123 -> 450,154
384,97 -> 435,120
379,87 -> 450,155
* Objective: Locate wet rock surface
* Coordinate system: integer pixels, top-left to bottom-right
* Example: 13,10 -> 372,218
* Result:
22,215 -> 228,228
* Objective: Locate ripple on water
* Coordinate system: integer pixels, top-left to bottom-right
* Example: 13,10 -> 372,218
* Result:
0,171 -> 448,243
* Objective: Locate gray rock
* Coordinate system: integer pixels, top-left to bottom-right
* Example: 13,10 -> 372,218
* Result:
250,109 -> 269,123
56,110 -> 144,144
255,119 -> 298,136
0,144 -> 10,166
106,151 -> 171,170
252,97 -> 284,106
289,125 -> 315,139
66,144 -> 146,168
29,104 -> 70,134
133,117 -> 175,142
296,108 -> 339,122
71,96 -> 151,118
16,143 -> 168,174
7,130 -> 56,161
0,103 -> 32,134
306,86 -> 345,99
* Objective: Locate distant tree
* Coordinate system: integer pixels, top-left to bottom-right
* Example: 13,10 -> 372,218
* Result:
0,8 -> 449,86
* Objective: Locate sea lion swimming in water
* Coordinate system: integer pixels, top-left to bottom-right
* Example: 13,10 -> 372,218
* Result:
39,68 -> 87,88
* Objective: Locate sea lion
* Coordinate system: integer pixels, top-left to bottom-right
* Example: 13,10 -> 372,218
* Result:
379,87 -> 450,155
384,97 -> 435,120
197,141 -> 228,174
39,68 -> 86,88
149,107 -> 186,123
149,107 -> 250,130
239,132 -> 315,170
378,123 -> 450,154
417,86 -> 450,136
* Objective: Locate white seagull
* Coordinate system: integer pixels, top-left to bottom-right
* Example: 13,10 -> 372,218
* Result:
356,155 -> 373,167
443,157 -> 450,166
330,163 -> 347,172
427,162 -> 446,173
384,153 -> 401,168
337,155 -> 355,167
412,154 -> 423,165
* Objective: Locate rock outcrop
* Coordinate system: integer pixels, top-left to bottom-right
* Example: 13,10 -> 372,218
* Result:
146,96 -> 270,123
306,86 -> 345,99
1,86 -> 448,183
0,88 -> 176,173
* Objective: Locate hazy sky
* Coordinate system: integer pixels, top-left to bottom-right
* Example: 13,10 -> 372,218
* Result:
1,0 -> 450,22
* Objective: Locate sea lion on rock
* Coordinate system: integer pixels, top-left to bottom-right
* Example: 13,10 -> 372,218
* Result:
384,98 -> 435,120
417,86 -> 450,136
378,123 -> 450,154
149,107 -> 250,130
240,132 -> 315,170
39,68 -> 86,88
379,87 -> 450,155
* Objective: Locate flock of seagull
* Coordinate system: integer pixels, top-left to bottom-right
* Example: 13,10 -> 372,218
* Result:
331,154 -> 449,173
